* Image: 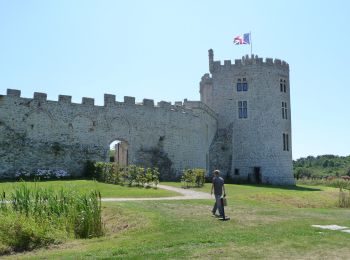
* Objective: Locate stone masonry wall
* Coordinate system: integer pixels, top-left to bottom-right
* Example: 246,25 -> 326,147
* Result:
201,51 -> 295,185
0,90 -> 217,178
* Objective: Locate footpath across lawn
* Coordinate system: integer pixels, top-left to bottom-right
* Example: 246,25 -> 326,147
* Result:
2,182 -> 350,259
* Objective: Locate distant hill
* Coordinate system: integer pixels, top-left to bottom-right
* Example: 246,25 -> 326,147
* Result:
293,155 -> 350,179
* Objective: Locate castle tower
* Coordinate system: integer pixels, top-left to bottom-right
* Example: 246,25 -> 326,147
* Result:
200,49 -> 295,185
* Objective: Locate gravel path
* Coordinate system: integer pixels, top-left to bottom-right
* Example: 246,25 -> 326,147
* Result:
101,184 -> 212,202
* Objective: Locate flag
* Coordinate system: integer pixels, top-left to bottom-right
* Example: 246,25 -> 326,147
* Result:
233,33 -> 250,45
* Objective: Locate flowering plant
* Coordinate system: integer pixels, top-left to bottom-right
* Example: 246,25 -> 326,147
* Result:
15,169 -> 70,179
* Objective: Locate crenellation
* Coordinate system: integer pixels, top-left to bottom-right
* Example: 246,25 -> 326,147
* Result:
201,48 -> 294,185
274,59 -> 282,65
82,97 -> 94,106
224,60 -> 231,66
124,96 -> 135,104
143,98 -> 154,107
0,48 -> 293,185
235,59 -> 242,65
58,95 -> 72,103
265,58 -> 273,64
104,94 -> 116,106
34,92 -> 47,101
158,101 -> 171,108
210,53 -> 288,72
7,89 -> 21,97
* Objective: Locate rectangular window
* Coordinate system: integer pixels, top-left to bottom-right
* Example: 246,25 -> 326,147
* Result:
283,133 -> 289,151
237,79 -> 242,91
237,78 -> 248,92
234,168 -> 240,175
238,101 -> 243,118
280,79 -> 287,93
282,102 -> 288,119
280,80 -> 283,92
238,101 -> 248,118
285,102 -> 288,119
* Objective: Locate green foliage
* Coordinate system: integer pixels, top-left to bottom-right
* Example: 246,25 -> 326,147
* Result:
0,182 -> 104,253
293,155 -> 350,178
0,212 -> 63,253
93,162 -> 160,188
297,178 -> 350,208
181,168 -> 205,188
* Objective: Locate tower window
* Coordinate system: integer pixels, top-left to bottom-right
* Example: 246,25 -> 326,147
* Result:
238,101 -> 248,118
237,79 -> 242,91
282,102 -> 288,119
280,79 -> 287,93
283,133 -> 289,151
237,78 -> 248,92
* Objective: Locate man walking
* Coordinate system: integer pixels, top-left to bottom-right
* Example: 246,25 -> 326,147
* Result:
211,170 -> 226,217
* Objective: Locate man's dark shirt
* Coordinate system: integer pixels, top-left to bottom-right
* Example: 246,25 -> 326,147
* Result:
212,176 -> 224,196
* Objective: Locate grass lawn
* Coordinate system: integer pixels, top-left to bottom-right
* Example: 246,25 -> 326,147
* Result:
0,180 -> 179,198
2,183 -> 350,259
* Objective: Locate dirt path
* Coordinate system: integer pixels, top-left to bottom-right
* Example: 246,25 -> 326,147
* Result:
101,184 -> 212,202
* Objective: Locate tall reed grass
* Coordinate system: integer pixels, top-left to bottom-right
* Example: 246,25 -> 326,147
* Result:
297,178 -> 350,207
0,182 -> 104,254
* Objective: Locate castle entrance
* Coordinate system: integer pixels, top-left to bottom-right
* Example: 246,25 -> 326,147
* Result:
109,139 -> 129,166
254,167 -> 261,184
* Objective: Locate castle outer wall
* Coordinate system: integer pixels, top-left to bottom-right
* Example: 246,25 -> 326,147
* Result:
201,50 -> 295,185
0,90 -> 217,178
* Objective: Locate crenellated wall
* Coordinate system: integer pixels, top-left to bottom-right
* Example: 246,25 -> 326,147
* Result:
202,49 -> 294,185
0,49 -> 295,185
0,89 -> 217,178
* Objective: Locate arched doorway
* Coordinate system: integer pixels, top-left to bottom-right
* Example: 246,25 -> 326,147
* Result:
109,139 -> 129,166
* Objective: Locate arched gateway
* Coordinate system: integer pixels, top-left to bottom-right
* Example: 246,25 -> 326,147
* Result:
0,50 -> 295,185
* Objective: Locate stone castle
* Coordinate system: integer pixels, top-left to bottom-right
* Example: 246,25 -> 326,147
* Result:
0,49 -> 295,185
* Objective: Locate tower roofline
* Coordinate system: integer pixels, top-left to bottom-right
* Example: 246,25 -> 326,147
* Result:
208,49 -> 289,73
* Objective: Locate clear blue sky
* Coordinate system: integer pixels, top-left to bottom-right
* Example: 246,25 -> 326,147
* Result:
0,0 -> 349,159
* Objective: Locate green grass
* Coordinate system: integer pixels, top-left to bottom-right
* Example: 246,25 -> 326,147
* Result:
2,183 -> 350,259
0,180 -> 179,198
163,182 -> 340,208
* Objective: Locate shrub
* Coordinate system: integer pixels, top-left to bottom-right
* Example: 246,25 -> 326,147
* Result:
0,182 -> 104,253
15,169 -> 70,180
181,168 -> 205,188
0,212 -> 64,252
93,162 -> 160,188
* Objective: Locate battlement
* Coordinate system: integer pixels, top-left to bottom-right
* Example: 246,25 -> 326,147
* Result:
2,89 -> 217,120
209,49 -> 289,73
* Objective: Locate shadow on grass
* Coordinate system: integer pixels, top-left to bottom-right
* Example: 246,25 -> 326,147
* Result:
240,184 -> 322,191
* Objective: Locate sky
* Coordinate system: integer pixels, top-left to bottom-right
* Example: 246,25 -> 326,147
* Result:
0,0 -> 349,159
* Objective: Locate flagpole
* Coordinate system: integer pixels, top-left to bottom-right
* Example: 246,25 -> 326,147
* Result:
250,31 -> 252,56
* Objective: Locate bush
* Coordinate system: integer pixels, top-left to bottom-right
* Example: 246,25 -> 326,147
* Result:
0,213 -> 63,252
93,162 -> 160,188
0,182 -> 104,253
181,168 -> 205,188
15,168 -> 70,180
